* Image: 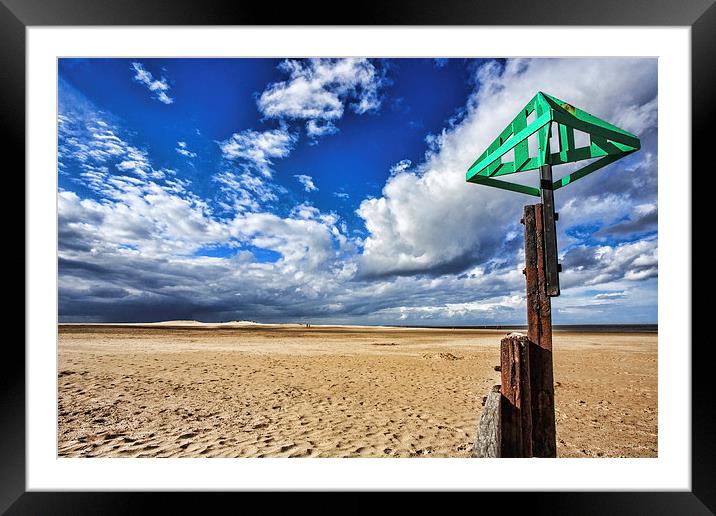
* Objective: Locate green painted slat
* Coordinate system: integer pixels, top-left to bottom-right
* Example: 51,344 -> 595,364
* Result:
537,124 -> 551,164
466,92 -> 542,177
547,138 -> 636,166
493,156 -> 541,176
557,123 -> 574,161
513,109 -> 529,168
466,111 -> 552,181
469,175 -> 542,197
541,91 -> 639,141
465,91 -> 641,197
552,153 -> 627,190
551,110 -> 640,151
549,146 -> 604,165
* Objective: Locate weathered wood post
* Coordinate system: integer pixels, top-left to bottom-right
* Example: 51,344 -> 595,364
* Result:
473,385 -> 501,457
523,204 -> 557,457
473,333 -> 535,458
499,333 -> 533,457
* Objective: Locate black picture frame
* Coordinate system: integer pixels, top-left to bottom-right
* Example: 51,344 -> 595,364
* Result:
5,0 -> 712,512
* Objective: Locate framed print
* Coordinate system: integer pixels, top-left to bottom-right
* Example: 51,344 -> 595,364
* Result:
5,0 -> 713,512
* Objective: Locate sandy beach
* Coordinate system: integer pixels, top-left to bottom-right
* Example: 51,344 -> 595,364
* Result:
58,323 -> 657,458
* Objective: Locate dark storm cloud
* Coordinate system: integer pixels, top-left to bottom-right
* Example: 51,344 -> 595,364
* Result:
596,209 -> 658,238
561,246 -> 601,271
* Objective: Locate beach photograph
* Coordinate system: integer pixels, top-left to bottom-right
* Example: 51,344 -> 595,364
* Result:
57,57 -> 658,459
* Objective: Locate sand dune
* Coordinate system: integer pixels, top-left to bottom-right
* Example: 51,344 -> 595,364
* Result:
58,325 -> 657,458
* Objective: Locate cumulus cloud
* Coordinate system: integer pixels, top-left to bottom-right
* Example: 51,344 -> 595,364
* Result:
306,120 -> 339,138
357,58 -> 658,281
389,159 -> 412,176
130,62 -> 174,104
57,113 -> 224,258
175,141 -> 197,158
218,127 -> 296,177
560,238 -> 658,286
58,91 -> 361,322
294,174 -> 318,192
257,58 -> 385,138
382,294 -> 524,322
613,96 -> 658,136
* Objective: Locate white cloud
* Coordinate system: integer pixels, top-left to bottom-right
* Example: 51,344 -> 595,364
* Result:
389,159 -> 412,176
60,120 -> 127,168
305,119 -> 339,138
59,176 -> 228,258
58,59 -> 658,326
130,62 -> 174,104
357,58 -> 658,278
213,170 -> 285,213
380,294 -> 524,321
294,174 -> 318,192
218,127 -> 296,177
175,141 -> 197,158
613,96 -> 658,136
257,58 -> 385,138
58,94 -> 362,319
593,291 -> 627,300
561,238 -> 658,286
59,111 -> 170,186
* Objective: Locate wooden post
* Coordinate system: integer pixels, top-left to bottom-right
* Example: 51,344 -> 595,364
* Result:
523,204 -> 557,457
499,333 -> 532,457
473,384 -> 501,458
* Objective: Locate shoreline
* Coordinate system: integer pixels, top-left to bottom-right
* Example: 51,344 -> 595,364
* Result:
57,321 -> 658,334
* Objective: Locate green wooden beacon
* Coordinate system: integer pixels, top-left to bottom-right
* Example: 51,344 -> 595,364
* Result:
466,91 -> 640,297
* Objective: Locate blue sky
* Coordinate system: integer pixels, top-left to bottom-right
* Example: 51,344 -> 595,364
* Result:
58,58 -> 658,324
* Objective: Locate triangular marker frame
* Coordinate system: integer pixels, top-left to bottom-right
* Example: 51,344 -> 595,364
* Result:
465,91 -> 641,197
